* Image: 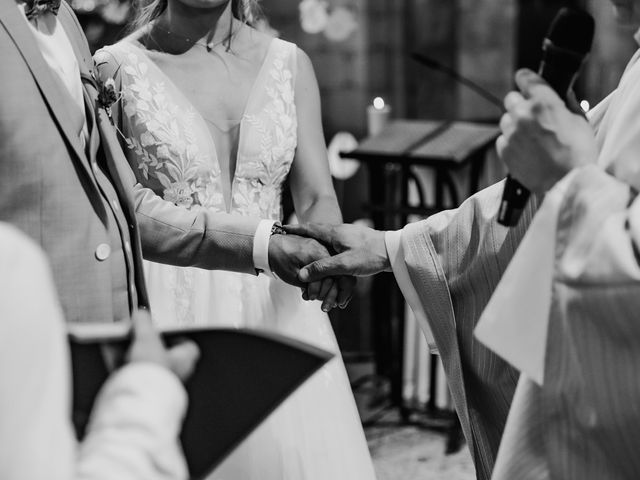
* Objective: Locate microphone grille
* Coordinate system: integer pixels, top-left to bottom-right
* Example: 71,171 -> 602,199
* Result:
546,7 -> 595,55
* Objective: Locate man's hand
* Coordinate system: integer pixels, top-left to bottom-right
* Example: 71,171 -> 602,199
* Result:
268,233 -> 355,311
268,233 -> 332,287
127,310 -> 200,382
497,69 -> 598,194
284,223 -> 390,281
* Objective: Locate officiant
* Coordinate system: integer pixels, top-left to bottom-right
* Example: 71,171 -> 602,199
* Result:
287,0 -> 640,478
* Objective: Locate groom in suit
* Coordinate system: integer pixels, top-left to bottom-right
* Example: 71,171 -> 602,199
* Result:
0,0 -> 342,324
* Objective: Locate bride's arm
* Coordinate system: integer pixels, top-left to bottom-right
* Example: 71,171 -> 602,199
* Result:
288,48 -> 354,309
289,48 -> 342,226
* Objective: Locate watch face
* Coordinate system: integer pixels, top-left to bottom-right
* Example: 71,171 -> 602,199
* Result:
271,223 -> 286,235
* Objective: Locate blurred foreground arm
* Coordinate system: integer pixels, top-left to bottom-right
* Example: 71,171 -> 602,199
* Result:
0,223 -> 197,480
78,310 -> 199,480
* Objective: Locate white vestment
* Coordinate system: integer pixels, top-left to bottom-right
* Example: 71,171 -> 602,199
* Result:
476,42 -> 640,479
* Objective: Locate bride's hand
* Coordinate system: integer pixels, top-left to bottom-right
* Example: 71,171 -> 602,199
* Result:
302,275 -> 357,312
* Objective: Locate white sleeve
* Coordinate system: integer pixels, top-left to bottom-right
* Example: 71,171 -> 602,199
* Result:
385,229 -> 437,352
76,363 -> 189,480
252,219 -> 277,277
0,225 -> 77,480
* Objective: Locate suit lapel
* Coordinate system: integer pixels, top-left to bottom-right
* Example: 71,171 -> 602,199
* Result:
94,106 -> 150,308
94,110 -> 136,218
56,3 -> 100,159
0,0 -> 89,175
55,2 -> 93,73
57,4 -> 138,224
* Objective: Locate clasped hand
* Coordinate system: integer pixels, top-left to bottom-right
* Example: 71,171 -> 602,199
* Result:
270,224 -> 390,311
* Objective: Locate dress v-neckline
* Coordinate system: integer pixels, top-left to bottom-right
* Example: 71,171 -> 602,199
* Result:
125,38 -> 277,212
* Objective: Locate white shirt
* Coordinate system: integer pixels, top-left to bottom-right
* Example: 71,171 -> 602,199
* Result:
18,6 -> 90,147
0,223 -> 189,480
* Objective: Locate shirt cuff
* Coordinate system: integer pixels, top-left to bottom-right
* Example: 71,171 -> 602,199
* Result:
253,219 -> 277,277
385,229 -> 438,353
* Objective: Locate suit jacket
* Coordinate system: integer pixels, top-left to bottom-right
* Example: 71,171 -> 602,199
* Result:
394,181 -> 538,479
0,0 -> 258,323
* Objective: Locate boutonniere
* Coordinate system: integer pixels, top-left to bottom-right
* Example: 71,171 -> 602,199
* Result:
81,62 -> 122,122
96,76 -> 118,119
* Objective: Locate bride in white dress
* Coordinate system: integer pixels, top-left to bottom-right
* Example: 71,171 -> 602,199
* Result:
95,0 -> 376,478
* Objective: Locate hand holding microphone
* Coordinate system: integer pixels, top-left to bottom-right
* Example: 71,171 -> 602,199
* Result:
497,8 -> 596,226
496,70 -> 598,195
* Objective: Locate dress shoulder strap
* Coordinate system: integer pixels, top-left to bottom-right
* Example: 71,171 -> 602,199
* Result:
267,38 -> 299,88
93,41 -> 135,83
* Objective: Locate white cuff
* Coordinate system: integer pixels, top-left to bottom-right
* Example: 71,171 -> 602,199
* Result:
253,219 -> 277,277
385,229 -> 438,353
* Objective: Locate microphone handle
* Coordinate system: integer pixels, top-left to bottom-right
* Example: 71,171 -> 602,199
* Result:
497,176 -> 530,227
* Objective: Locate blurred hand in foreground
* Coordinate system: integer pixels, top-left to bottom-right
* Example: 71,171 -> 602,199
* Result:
127,309 -> 200,382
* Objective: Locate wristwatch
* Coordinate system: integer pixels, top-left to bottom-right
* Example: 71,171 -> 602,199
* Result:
270,222 -> 287,236
254,221 -> 286,277
266,222 -> 286,279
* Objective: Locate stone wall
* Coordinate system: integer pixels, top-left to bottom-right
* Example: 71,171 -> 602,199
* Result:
267,0 -> 638,135
268,0 -> 516,137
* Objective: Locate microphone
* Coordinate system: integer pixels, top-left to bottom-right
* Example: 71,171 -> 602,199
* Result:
497,7 -> 595,227
411,52 -> 505,112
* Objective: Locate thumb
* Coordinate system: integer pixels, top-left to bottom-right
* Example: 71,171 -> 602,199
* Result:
282,224 -> 308,236
167,339 -> 200,382
131,309 -> 155,338
283,223 -> 333,246
299,253 -> 351,283
515,68 -> 559,103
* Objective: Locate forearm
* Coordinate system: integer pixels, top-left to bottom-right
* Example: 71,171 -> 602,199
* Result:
296,193 -> 342,224
76,364 -> 188,480
134,185 -> 258,274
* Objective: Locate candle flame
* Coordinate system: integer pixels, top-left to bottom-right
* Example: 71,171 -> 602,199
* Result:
373,97 -> 385,110
580,100 -> 590,112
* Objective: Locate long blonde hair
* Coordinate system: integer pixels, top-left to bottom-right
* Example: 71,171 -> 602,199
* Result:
132,0 -> 262,32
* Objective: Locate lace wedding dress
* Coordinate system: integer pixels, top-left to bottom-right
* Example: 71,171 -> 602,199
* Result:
98,38 -> 376,479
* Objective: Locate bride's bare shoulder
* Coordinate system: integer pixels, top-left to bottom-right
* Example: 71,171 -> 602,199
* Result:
237,25 -> 284,59
120,27 -> 150,48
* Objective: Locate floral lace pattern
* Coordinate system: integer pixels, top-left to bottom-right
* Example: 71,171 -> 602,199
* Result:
106,40 -> 297,221
101,39 -> 298,325
232,48 -> 298,220
114,50 -> 224,212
